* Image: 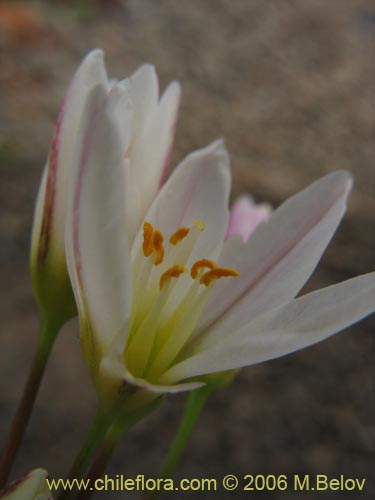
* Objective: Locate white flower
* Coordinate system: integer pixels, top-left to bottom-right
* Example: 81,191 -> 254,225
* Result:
30,50 -> 179,324
65,79 -> 374,407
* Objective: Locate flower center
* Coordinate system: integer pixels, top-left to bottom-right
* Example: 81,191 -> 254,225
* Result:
124,221 -> 239,383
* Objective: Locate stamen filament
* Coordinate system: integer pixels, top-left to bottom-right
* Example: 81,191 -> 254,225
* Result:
128,218 -> 239,384
146,285 -> 212,381
126,265 -> 186,377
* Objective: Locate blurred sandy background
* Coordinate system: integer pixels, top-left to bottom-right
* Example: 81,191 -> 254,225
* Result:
0,0 -> 374,498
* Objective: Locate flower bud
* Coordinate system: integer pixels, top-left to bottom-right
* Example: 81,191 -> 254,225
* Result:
30,50 -> 108,327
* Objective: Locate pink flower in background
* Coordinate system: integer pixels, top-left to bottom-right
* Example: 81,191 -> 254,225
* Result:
226,195 -> 272,242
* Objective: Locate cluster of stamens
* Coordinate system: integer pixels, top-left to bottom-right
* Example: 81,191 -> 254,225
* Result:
141,221 -> 239,289
125,220 -> 239,382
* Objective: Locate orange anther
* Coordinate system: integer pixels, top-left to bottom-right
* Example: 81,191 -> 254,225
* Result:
169,227 -> 190,245
152,230 -> 165,265
142,222 -> 154,257
159,264 -> 187,290
200,267 -> 240,287
191,259 -> 217,279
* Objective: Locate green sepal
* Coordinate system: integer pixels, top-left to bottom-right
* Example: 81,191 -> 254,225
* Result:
30,251 -> 76,338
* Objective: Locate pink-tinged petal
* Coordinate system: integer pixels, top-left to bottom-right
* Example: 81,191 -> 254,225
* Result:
131,140 -> 231,264
65,83 -> 132,373
162,273 -> 375,382
225,195 -> 272,242
32,50 -> 108,266
30,164 -> 48,263
197,171 -> 353,337
30,50 -> 108,324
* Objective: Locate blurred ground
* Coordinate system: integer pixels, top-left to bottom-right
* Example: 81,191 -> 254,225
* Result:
0,0 -> 374,498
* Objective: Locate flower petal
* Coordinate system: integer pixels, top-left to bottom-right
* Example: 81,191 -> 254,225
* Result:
156,82 -> 181,187
65,83 -> 132,366
97,329 -> 203,405
131,139 -> 231,263
32,49 -> 108,265
126,81 -> 181,239
127,64 -> 158,142
100,352 -> 203,402
162,273 -> 375,381
198,171 -> 353,337
225,195 -> 271,242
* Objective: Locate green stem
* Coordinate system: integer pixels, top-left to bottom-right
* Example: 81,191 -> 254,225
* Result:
57,408 -> 114,500
73,427 -> 121,500
60,396 -> 161,500
146,387 -> 211,500
161,386 -> 211,479
73,397 -> 162,500
0,318 -> 59,488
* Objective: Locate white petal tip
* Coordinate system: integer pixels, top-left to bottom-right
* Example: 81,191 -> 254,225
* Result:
162,81 -> 181,105
129,64 -> 159,100
168,80 -> 181,94
135,63 -> 157,76
328,169 -> 353,191
85,48 -> 105,63
205,138 -> 224,152
209,139 -> 230,164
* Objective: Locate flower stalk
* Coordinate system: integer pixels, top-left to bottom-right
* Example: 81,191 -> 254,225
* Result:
161,386 -> 212,480
73,418 -> 129,500
57,409 -> 115,500
148,375 -> 235,500
75,440 -> 115,500
0,317 -> 60,488
145,386 -> 213,500
59,396 -> 161,500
